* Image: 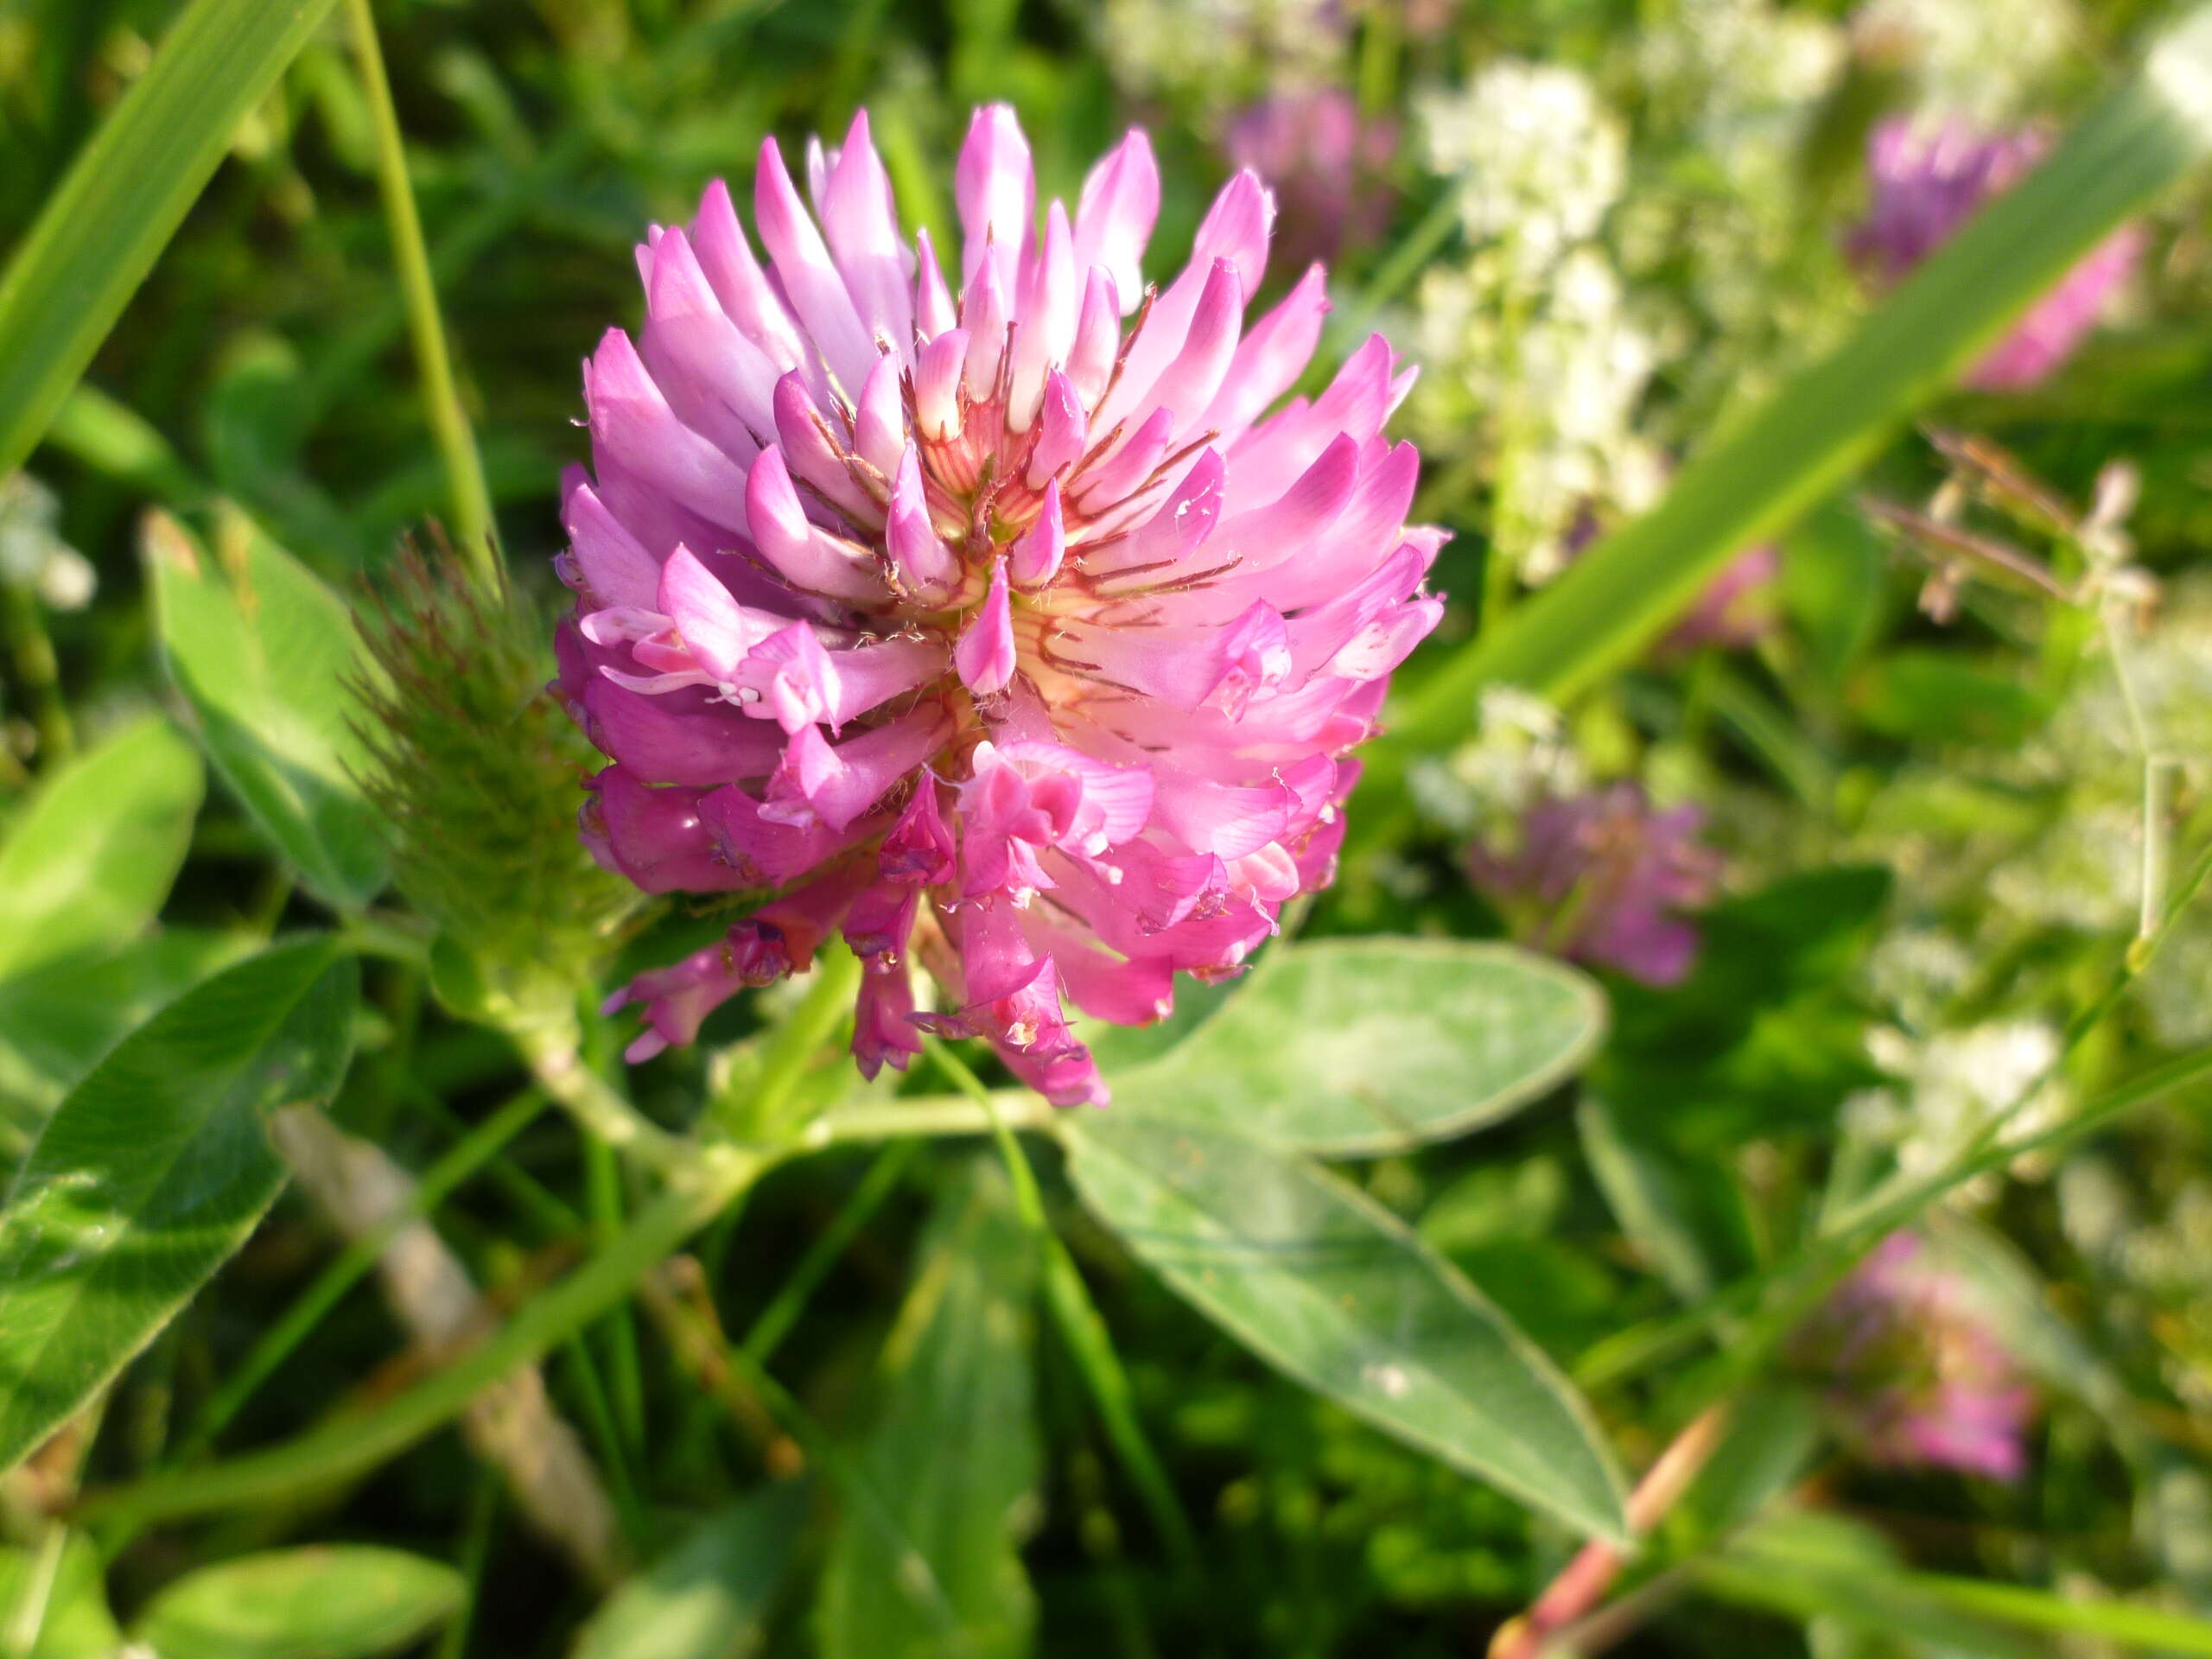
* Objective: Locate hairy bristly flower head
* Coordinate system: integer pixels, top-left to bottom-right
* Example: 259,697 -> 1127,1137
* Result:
556,105 -> 1442,1105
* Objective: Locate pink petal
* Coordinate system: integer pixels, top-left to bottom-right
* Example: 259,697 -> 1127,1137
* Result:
1072,130 -> 1160,317
955,559 -> 1018,696
753,137 -> 876,395
956,103 -> 1036,300
1008,480 -> 1065,588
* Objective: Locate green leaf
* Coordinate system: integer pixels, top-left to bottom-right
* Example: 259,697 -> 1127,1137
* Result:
0,931 -> 258,1123
0,716 -> 202,982
1676,1388 -> 1821,1541
0,938 -> 358,1476
1700,1510 -> 2212,1656
1578,1096 -> 1758,1306
817,1160 -> 1041,1659
1852,648 -> 2053,746
0,0 -> 343,481
1697,1511 -> 2039,1657
0,1533 -> 122,1659
1389,7 -> 2212,745
129,1546 -> 464,1659
1065,1112 -> 1630,1543
1779,499 -> 1888,686
574,1484 -> 806,1659
145,509 -> 389,910
1109,939 -> 1605,1156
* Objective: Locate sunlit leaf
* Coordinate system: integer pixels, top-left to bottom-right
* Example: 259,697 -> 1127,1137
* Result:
0,938 -> 357,1475
1065,1112 -> 1630,1543
1109,939 -> 1605,1156
0,931 -> 257,1126
130,1546 -> 464,1659
144,508 -> 389,910
0,716 -> 201,982
0,0 -> 343,480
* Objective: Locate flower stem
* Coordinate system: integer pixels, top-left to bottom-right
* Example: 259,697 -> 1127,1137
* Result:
343,0 -> 496,585
715,940 -> 864,1141
1490,1402 -> 1732,1659
800,1089 -> 1054,1145
520,1029 -> 688,1173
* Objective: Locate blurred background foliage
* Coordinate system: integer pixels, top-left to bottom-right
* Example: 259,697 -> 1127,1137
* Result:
3,0 -> 2212,1655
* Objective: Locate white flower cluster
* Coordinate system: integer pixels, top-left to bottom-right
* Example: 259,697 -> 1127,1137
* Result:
1638,0 -> 1846,183
1418,61 -> 1625,276
1408,61 -> 1667,583
1096,0 -> 1345,99
1617,0 -> 1856,425
1996,578 -> 2212,1046
1853,0 -> 2083,121
1408,685 -> 1583,836
1851,1018 -> 2067,1182
0,473 -> 96,613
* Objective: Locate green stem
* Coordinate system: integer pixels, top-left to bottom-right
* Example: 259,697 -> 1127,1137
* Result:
435,1474 -> 500,1659
342,0 -> 495,582
585,1135 -> 648,1452
515,1022 -> 688,1173
800,1089 -> 1053,1146
716,941 -> 863,1141
559,1336 -> 650,1554
171,1087 -> 550,1464
741,1139 -> 919,1364
78,1147 -> 765,1535
925,1041 -> 1203,1578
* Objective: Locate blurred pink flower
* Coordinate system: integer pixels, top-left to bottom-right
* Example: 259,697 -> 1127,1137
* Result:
1801,1232 -> 2035,1481
556,105 -> 1441,1105
1226,89 -> 1396,267
1465,783 -> 1721,986
1853,117 -> 2144,391
1564,506 -> 1779,658
1659,543 -> 1780,656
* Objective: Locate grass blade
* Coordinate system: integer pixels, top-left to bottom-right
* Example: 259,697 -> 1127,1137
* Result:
1390,7 -> 2212,747
0,0 -> 342,481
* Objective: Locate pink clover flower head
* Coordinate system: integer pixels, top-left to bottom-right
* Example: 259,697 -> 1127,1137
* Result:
1465,783 -> 1720,987
558,105 -> 1442,1106
1225,89 -> 1397,268
1799,1231 -> 2036,1482
1852,116 -> 2144,392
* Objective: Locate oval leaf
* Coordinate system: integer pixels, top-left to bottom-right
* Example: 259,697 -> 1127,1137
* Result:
145,509 -> 389,909
1065,1112 -> 1630,1544
574,1484 -> 806,1659
0,931 -> 257,1123
0,938 -> 358,1474
1109,939 -> 1604,1156
0,715 -> 201,981
130,1546 -> 463,1659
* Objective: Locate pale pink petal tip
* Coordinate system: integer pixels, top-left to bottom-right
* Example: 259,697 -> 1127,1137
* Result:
565,103 -> 1440,1104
